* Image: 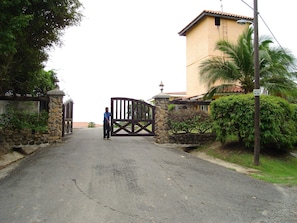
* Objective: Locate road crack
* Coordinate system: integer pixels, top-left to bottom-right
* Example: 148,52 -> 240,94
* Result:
71,179 -> 155,222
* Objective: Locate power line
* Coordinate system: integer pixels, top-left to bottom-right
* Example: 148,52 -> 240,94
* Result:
258,14 -> 283,51
240,0 -> 283,50
240,1 -> 297,73
240,0 -> 254,11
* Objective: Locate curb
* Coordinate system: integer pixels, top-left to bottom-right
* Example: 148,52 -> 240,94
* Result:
0,144 -> 49,180
0,152 -> 25,169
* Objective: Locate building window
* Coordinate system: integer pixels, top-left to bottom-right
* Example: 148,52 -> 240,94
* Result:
199,105 -> 208,112
215,17 -> 220,26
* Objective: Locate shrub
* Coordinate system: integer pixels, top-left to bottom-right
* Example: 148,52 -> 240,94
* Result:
168,104 -> 176,111
0,110 -> 48,131
210,94 -> 297,151
168,108 -> 212,134
88,122 -> 96,128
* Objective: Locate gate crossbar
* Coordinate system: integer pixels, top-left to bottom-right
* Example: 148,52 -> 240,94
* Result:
111,97 -> 155,136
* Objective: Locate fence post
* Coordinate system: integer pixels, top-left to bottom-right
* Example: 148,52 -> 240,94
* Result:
47,88 -> 65,143
153,93 -> 170,144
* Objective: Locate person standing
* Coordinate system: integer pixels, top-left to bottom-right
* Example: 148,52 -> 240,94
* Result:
103,107 -> 111,139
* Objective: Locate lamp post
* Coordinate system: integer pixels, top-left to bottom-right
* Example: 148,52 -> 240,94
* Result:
253,0 -> 260,165
237,0 -> 260,165
159,81 -> 164,93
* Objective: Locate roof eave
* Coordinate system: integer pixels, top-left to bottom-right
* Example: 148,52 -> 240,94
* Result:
178,10 -> 253,36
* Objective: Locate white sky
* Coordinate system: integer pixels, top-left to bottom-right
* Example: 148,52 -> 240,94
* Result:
45,0 -> 297,123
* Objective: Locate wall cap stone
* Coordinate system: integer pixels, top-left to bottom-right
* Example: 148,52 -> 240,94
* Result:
47,88 -> 65,96
153,93 -> 170,99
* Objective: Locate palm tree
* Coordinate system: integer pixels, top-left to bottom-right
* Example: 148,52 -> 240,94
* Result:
199,27 -> 297,100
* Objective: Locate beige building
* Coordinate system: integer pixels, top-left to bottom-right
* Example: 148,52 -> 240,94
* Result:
179,10 -> 253,98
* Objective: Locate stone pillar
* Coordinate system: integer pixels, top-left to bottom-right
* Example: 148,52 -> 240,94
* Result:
47,88 -> 65,143
153,93 -> 170,144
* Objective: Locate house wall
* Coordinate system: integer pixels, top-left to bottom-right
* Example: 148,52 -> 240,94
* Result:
0,101 -> 9,114
186,16 -> 249,97
0,101 -> 40,114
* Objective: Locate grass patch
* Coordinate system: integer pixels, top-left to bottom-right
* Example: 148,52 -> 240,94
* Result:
198,141 -> 297,186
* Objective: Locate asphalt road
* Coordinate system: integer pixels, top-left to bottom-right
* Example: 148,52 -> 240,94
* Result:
0,128 -> 296,223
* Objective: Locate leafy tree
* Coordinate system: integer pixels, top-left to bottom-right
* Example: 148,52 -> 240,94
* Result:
0,0 -> 83,95
199,27 -> 297,100
31,69 -> 58,96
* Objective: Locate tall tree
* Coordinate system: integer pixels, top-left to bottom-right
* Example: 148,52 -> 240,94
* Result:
199,27 -> 297,100
0,0 -> 83,95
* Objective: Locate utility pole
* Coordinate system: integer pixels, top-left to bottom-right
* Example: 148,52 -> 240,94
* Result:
253,0 -> 260,165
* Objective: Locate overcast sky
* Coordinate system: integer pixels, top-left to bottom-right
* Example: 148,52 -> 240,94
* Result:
45,0 -> 297,123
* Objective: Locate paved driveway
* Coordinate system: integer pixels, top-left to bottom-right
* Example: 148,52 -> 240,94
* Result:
0,128 -> 296,223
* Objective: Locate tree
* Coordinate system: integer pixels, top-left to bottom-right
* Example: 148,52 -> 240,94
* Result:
31,69 -> 58,96
199,27 -> 297,100
0,0 -> 83,95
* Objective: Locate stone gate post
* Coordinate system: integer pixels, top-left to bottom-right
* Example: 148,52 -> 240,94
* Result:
47,88 -> 65,143
153,93 -> 170,144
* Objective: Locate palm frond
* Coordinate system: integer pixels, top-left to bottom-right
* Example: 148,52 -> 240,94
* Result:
199,26 -> 297,100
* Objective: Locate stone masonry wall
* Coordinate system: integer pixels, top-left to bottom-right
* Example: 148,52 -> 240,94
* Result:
47,88 -> 64,143
0,89 -> 65,154
154,94 -> 216,145
0,129 -> 49,149
154,94 -> 170,144
47,96 -> 63,143
169,133 -> 216,145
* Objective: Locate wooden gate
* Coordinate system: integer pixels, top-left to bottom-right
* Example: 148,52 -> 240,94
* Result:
62,99 -> 73,137
111,97 -> 155,136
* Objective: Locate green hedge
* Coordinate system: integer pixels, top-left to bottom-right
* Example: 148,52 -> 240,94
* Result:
168,109 -> 212,134
210,94 -> 297,151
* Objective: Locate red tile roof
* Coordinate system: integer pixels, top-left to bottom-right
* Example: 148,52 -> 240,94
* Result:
216,85 -> 245,93
179,10 -> 253,36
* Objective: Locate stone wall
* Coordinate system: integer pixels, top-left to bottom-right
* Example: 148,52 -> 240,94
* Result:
0,129 -> 49,149
0,88 -> 65,154
153,94 -> 216,145
47,88 -> 65,143
169,133 -> 216,145
154,93 -> 170,144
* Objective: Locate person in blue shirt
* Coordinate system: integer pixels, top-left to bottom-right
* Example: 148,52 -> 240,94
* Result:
103,107 -> 112,139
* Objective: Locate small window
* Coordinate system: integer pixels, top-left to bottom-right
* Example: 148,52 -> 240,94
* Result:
200,105 -> 209,112
215,17 -> 220,26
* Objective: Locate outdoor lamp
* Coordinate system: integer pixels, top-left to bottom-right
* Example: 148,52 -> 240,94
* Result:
236,19 -> 253,25
159,81 -> 164,93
